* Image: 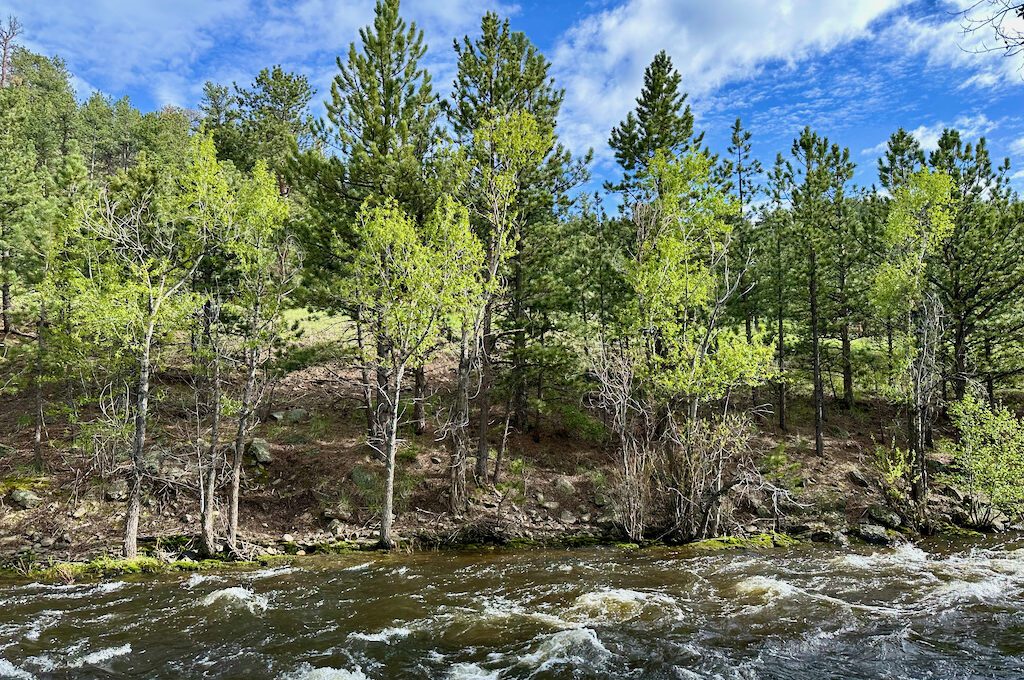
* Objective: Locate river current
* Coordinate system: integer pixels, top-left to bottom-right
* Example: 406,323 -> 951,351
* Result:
1,535 -> 1023,679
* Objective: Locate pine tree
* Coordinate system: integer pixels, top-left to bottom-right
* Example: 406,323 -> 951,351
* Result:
608,50 -> 702,196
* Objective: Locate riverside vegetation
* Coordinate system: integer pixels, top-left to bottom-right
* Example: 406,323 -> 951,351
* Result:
3,1 -> 1024,577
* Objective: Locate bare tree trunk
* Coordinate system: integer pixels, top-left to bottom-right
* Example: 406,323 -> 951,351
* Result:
379,366 -> 404,550
448,324 -> 471,514
510,252 -> 528,432
1,280 -> 11,335
228,344 -> 258,554
124,325 -> 154,559
355,317 -> 377,443
492,408 -> 513,486
475,301 -> 494,484
33,300 -> 45,472
200,301 -> 222,557
413,365 -> 426,435
809,247 -> 824,456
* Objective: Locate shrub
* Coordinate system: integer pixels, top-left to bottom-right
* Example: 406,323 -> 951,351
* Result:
944,395 -> 1024,527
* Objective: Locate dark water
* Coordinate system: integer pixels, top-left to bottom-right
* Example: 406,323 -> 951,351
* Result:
2,536 -> 1024,679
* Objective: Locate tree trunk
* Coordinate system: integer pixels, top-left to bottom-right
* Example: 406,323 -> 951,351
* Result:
841,321 -> 853,411
510,252 -> 528,432
448,324 -> 471,514
200,302 -> 222,557
809,247 -> 824,457
775,224 -> 787,432
33,300 -> 46,473
355,317 -> 377,443
413,365 -> 426,435
475,301 -> 494,484
229,344 -> 258,554
1,279 -> 11,334
952,319 -> 967,402
379,366 -> 404,550
124,326 -> 153,559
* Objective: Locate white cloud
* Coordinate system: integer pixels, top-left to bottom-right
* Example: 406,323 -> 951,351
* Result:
861,113 -> 1000,156
6,0 -> 514,108
1011,136 -> 1024,157
886,2 -> 1024,92
550,0 -> 910,163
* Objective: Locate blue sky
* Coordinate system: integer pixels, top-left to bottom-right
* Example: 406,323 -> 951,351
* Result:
4,0 -> 1024,193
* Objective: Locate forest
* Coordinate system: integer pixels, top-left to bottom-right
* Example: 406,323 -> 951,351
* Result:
2,0 -> 1024,569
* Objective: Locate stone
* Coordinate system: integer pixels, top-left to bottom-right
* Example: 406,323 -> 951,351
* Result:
855,523 -> 892,546
284,408 -> 309,424
282,533 -> 295,543
535,492 -> 545,504
558,510 -> 577,524
867,504 -> 902,530
270,411 -> 286,421
247,438 -> 273,465
328,519 -> 345,537
104,479 -> 129,502
593,493 -> 610,508
40,536 -> 55,548
540,500 -> 560,511
8,489 -> 41,510
322,501 -> 352,522
554,477 -> 576,495
71,505 -> 87,519
847,468 -> 871,488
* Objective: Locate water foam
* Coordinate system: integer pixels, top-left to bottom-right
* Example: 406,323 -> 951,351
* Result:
279,663 -> 369,679
0,659 -> 34,680
348,626 -> 412,643
568,588 -> 680,623
67,644 -> 132,668
448,662 -> 500,679
519,627 -> 611,673
201,587 -> 269,614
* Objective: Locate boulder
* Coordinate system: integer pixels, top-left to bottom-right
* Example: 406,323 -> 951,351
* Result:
593,493 -> 610,508
847,468 -> 871,488
854,523 -> 892,546
8,489 -> 41,510
104,479 -> 129,502
281,533 -> 295,543
554,477 -> 576,495
558,510 -> 577,525
867,504 -> 902,530
247,438 -> 273,465
284,408 -> 309,424
328,519 -> 345,537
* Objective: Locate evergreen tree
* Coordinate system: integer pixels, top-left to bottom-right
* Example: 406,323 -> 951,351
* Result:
608,50 -> 702,196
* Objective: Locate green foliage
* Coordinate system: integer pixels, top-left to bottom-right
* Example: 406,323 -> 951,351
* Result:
945,395 -> 1024,525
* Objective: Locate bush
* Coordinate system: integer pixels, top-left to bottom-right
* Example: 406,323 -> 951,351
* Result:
944,395 -> 1024,527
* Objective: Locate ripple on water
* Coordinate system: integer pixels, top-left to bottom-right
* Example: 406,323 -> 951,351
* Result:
200,587 -> 269,614
348,626 -> 412,644
519,627 -> 612,674
67,644 -> 132,669
0,659 -> 34,680
567,588 -> 682,624
447,662 -> 500,679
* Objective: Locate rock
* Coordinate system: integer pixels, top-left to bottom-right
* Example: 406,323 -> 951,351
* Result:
270,411 -> 286,421
593,493 -> 610,508
284,408 -> 309,424
847,468 -> 871,488
8,488 -> 41,510
282,533 -> 295,543
430,456 -> 443,465
867,504 -> 902,530
581,513 -> 592,523
40,536 -> 55,548
296,550 -> 307,556
944,485 -> 965,504
540,500 -> 560,511
554,477 -> 576,495
322,501 -> 352,522
184,513 -> 194,524
535,492 -> 545,505
247,438 -> 273,465
104,479 -> 129,502
328,519 -> 345,537
855,523 -> 892,546
71,505 -> 87,519
558,510 -> 577,525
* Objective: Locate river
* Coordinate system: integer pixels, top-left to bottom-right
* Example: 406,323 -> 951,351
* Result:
1,535 -> 1023,679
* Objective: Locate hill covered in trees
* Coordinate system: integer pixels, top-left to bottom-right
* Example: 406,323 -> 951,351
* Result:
2,1 -> 1024,570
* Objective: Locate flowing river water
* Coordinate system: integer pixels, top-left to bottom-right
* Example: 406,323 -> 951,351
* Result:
2,535 -> 1024,679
